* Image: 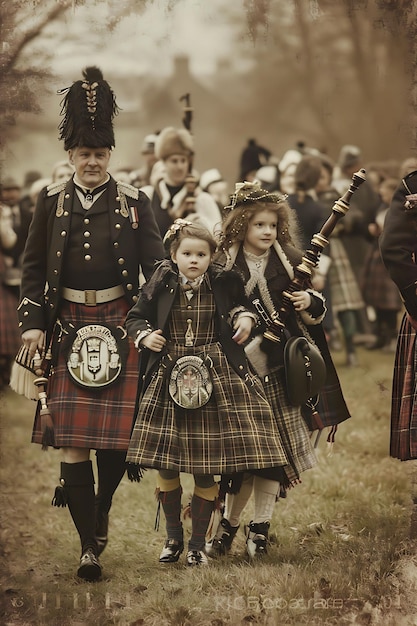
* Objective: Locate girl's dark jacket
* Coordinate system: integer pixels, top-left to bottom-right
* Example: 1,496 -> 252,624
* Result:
125,259 -> 255,391
216,242 -> 351,431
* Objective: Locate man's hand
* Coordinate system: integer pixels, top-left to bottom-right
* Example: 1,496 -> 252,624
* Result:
21,329 -> 45,358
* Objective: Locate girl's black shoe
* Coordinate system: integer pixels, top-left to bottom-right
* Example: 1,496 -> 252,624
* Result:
159,538 -> 184,563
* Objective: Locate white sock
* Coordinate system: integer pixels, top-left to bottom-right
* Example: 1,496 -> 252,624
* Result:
224,473 -> 254,527
252,477 -> 280,524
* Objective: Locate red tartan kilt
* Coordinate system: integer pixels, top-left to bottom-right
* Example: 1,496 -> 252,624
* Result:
31,297 -> 140,450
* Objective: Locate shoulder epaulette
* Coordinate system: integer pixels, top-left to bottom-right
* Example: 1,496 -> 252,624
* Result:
117,181 -> 139,200
47,181 -> 67,196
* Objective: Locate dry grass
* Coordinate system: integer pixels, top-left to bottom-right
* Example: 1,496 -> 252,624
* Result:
1,346 -> 417,625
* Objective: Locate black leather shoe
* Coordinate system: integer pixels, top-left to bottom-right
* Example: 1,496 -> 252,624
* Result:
186,550 -> 208,566
246,521 -> 270,558
206,518 -> 239,557
77,549 -> 102,581
159,539 -> 184,563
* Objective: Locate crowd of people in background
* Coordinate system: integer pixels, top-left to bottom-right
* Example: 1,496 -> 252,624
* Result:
1,134 -> 413,388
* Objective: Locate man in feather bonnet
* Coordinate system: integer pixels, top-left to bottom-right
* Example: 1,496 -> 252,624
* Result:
16,66 -> 165,580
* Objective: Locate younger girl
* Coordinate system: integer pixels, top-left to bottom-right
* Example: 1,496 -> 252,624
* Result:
210,181 -> 350,558
125,219 -> 289,566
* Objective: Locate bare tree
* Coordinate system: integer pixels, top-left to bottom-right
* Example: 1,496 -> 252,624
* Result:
0,1 -> 77,155
224,0 -> 415,159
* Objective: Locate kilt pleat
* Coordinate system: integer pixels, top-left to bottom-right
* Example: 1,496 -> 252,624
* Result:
126,341 -> 289,474
31,297 -> 139,450
390,313 -> 417,460
328,238 -> 364,312
263,368 -> 317,483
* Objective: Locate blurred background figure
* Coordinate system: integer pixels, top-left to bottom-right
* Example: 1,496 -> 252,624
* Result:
278,149 -> 303,194
254,164 -> 281,193
20,170 -> 42,212
361,177 -> 402,352
331,144 -> 380,340
0,175 -> 33,298
199,167 -> 230,214
111,168 -> 133,183
141,126 -> 222,237
315,154 -> 365,365
131,132 -> 159,188
238,138 -> 272,182
28,177 -> 52,213
0,203 -> 22,388
285,154 -> 335,349
51,159 -> 74,183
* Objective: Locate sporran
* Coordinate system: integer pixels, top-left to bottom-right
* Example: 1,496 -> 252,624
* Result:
66,323 -> 128,389
168,354 -> 213,409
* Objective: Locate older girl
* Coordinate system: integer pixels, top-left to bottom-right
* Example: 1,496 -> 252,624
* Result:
210,181 -> 350,558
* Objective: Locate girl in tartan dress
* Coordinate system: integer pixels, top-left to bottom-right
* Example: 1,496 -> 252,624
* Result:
209,181 -> 350,558
125,219 -> 288,566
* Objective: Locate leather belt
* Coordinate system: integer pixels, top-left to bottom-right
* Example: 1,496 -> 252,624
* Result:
62,285 -> 124,306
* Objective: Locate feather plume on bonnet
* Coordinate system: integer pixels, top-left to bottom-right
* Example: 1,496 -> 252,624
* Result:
58,66 -> 119,151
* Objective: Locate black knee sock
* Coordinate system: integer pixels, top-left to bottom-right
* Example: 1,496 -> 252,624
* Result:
95,449 -> 127,514
60,461 -> 97,555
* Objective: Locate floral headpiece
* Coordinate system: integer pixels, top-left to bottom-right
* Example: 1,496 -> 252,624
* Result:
163,218 -> 194,246
225,180 -> 287,212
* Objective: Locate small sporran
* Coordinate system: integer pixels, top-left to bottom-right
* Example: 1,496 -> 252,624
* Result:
283,336 -> 326,406
66,323 -> 129,389
168,354 -> 213,409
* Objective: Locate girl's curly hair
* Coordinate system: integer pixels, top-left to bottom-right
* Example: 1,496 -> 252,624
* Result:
218,181 -> 300,252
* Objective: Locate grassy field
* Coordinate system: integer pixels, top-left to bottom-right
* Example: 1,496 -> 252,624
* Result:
1,345 -> 417,625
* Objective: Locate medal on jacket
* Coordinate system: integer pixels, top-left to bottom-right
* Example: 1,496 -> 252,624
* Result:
83,192 -> 94,210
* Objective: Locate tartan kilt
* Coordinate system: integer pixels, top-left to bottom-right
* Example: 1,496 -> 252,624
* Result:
31,297 -> 139,450
126,341 -> 289,475
263,367 -> 317,484
390,313 -> 417,460
328,238 -> 364,312
0,284 -> 21,356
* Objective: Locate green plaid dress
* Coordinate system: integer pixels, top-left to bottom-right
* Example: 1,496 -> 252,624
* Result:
126,282 -> 288,474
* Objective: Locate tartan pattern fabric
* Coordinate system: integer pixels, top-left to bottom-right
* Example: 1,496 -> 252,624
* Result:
328,238 -> 364,312
127,287 -> 288,474
361,245 -> 402,311
0,284 -> 21,356
31,297 -> 139,450
390,313 -> 417,460
263,367 -> 317,484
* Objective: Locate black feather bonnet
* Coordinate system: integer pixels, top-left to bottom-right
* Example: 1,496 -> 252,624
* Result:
58,66 -> 119,151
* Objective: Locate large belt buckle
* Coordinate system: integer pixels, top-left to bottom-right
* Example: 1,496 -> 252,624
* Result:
84,290 -> 97,306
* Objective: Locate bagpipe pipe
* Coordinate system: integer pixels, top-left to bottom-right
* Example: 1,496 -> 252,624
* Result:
179,92 -> 198,216
259,168 -> 366,420
266,168 -> 366,340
